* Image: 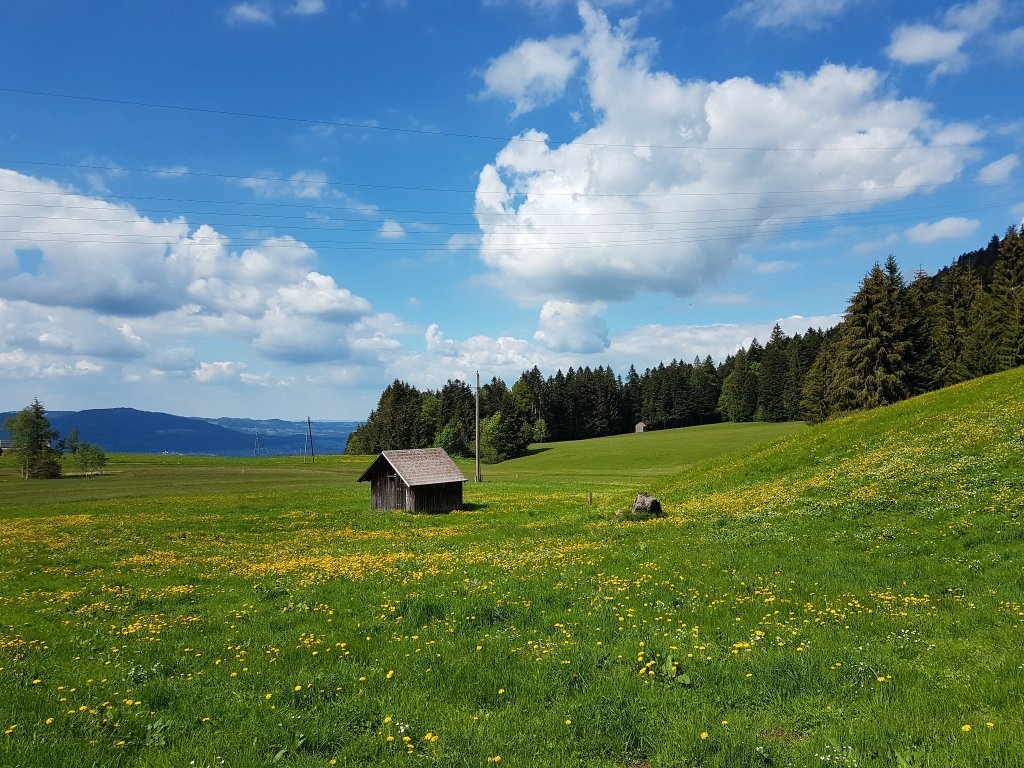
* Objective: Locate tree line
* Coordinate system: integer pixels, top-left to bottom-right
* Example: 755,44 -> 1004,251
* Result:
346,226 -> 1023,460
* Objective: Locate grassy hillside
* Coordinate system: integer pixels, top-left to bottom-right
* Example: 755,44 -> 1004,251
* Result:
489,421 -> 805,482
0,370 -> 1021,767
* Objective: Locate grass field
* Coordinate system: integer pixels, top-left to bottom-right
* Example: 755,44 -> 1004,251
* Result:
1,370 -> 1022,767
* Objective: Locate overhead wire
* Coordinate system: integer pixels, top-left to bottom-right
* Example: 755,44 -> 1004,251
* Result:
0,86 -> 1011,152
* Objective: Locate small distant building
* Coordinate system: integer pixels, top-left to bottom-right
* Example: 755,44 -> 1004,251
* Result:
635,421 -> 648,433
357,448 -> 467,514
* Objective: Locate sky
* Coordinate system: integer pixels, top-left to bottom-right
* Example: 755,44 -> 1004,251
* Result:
0,0 -> 1021,419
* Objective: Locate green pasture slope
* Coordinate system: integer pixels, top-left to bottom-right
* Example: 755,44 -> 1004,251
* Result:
0,371 -> 1022,767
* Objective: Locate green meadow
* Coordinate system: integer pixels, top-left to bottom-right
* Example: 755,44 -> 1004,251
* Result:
1,370 -> 1022,767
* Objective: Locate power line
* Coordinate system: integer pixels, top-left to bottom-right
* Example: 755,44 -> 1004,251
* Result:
0,157 -> 1009,199
0,184 -> 1008,219
0,197 -> 1013,237
0,86 -> 1007,152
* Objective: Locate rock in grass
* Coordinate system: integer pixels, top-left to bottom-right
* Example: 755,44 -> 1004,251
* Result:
615,493 -> 666,520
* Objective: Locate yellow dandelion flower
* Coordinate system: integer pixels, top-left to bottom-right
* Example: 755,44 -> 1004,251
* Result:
700,731 -> 709,740
565,719 -> 572,725
961,724 -> 972,732
383,716 -> 392,724
986,722 -> 994,728
265,693 -> 272,700
294,685 -> 302,692
386,670 -> 394,680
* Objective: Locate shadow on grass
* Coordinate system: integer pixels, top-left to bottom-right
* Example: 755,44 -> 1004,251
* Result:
522,446 -> 554,457
460,502 -> 490,512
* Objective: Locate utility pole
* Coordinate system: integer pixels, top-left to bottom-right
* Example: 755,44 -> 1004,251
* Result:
307,416 -> 315,464
475,370 -> 482,482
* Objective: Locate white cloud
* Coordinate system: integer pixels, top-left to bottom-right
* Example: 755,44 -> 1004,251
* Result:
194,361 -> 247,383
730,0 -> 859,30
886,0 -> 1005,78
475,4 -> 979,306
905,216 -> 981,243
227,2 -> 274,24
0,168 -> 393,381
273,272 -> 372,320
240,169 -> 330,199
481,35 -> 581,116
379,219 -> 406,239
886,25 -> 968,74
533,300 -> 609,352
944,0 -> 1002,34
447,233 -> 481,251
978,153 -> 1019,184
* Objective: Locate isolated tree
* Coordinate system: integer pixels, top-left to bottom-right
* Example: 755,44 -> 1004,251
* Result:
532,417 -> 550,444
72,441 -> 108,475
3,399 -> 62,479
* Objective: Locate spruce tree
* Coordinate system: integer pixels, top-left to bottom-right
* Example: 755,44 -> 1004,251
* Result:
835,260 -> 912,412
3,399 -> 62,479
991,226 -> 1024,370
932,265 -> 982,386
758,324 -> 791,421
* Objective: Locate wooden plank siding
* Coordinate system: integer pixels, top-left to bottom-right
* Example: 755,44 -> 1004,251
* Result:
359,448 -> 467,514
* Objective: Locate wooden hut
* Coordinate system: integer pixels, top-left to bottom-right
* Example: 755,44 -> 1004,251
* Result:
357,448 -> 467,513
635,421 -> 648,433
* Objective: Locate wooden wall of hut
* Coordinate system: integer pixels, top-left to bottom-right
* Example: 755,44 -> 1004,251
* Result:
408,482 -> 463,514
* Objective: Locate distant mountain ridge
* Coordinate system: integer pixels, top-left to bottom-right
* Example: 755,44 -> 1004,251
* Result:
0,407 -> 360,456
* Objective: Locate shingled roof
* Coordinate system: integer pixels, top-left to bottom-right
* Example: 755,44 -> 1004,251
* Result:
357,448 -> 467,487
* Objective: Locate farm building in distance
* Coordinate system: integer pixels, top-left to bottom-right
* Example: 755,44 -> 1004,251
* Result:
635,421 -> 648,433
357,447 -> 467,513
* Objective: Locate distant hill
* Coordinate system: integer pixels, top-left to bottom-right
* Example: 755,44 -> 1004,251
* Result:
0,407 -> 360,456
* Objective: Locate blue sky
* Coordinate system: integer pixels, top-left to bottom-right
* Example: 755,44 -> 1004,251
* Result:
1,0 -> 1021,419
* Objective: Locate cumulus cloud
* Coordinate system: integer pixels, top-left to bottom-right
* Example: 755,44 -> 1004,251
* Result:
534,300 -> 610,352
905,216 -> 980,243
0,168 -> 392,383
481,35 -> 582,116
978,154 -> 1019,184
730,0 -> 859,30
474,3 -> 979,306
